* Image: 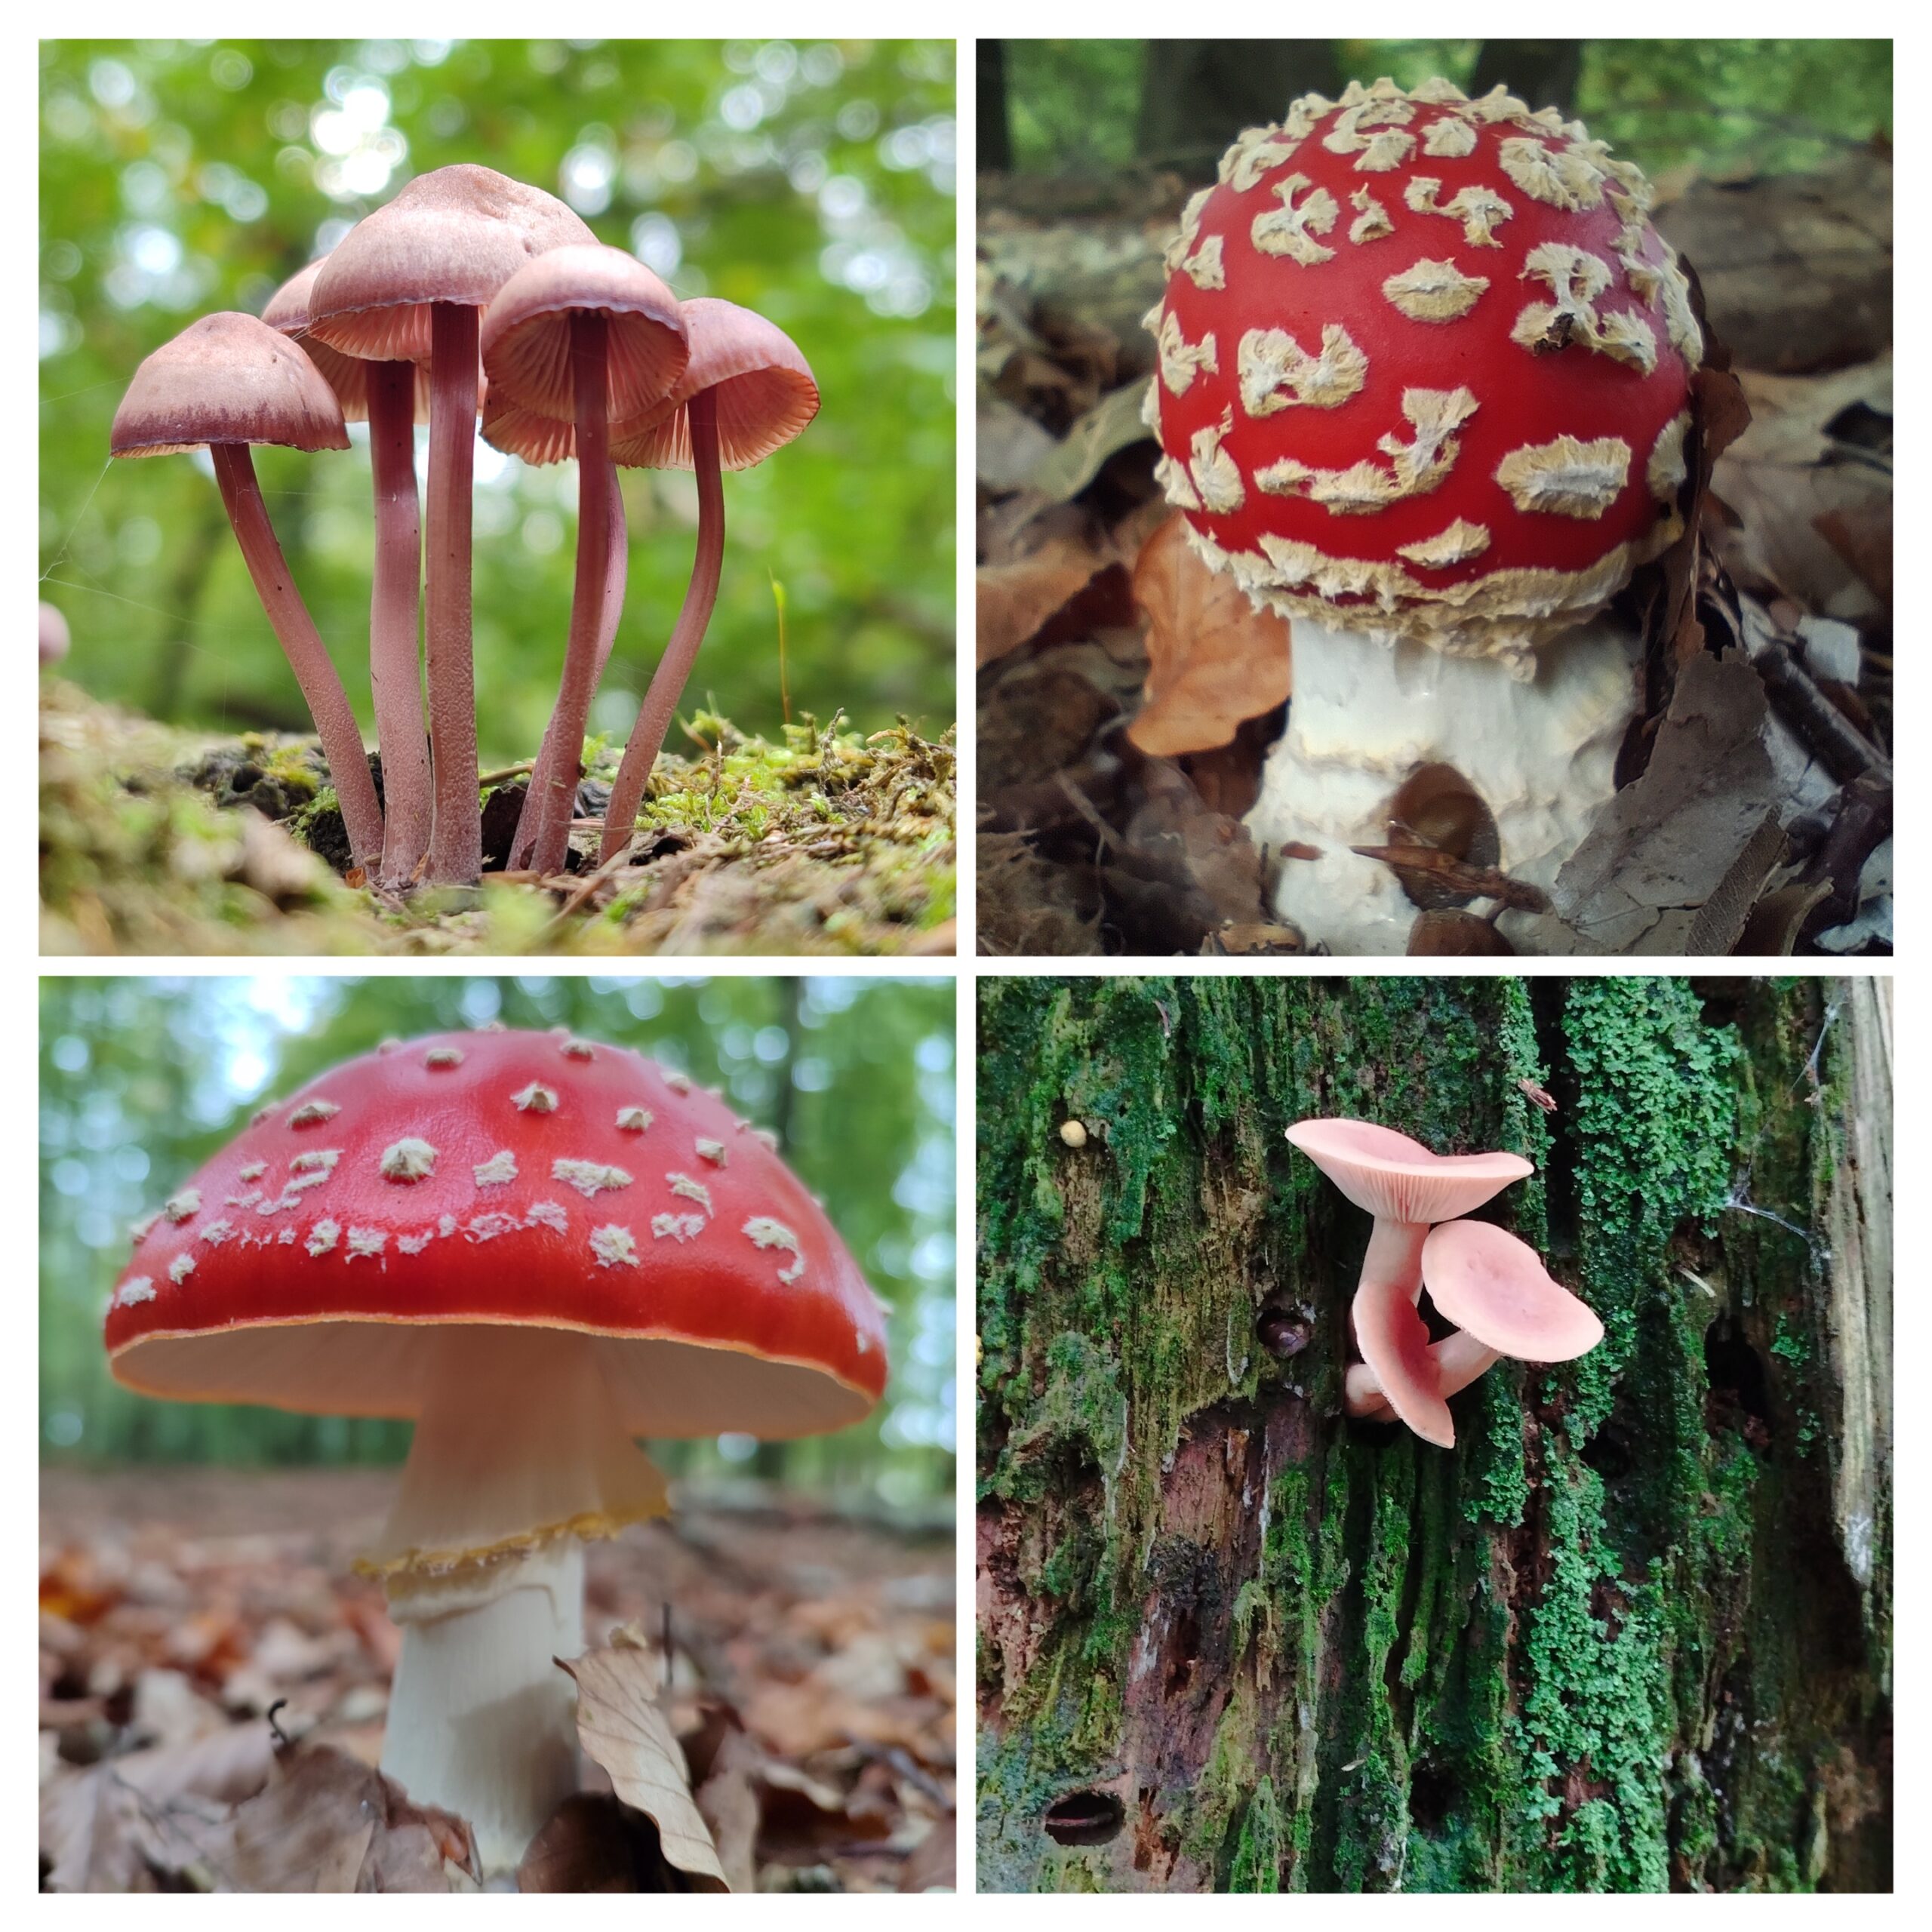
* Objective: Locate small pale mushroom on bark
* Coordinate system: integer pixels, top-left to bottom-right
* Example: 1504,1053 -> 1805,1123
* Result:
1285,1117 -> 1531,1445
109,311 -> 386,875
103,1026 -> 887,1874
1147,78 -> 1702,952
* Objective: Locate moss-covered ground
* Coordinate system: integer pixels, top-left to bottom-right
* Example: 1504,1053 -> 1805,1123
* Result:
976,977 -> 1889,1893
39,680 -> 955,955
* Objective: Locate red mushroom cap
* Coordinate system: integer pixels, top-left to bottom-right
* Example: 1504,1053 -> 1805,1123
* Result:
1420,1218 -> 1602,1361
307,165 -> 596,362
104,1027 -> 887,1434
110,312 -> 349,459
1148,77 -> 1700,657
480,244 -> 688,426
1287,1117 -> 1531,1224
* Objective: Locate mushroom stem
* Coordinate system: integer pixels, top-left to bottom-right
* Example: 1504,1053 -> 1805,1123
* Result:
1348,1217 -> 1454,1446
512,461 -> 626,872
365,360 -> 431,888
208,441 -> 384,873
521,314 -> 614,878
599,388 -> 724,864
424,300 -> 482,885
368,1325 -> 667,1872
1249,611 -> 1641,953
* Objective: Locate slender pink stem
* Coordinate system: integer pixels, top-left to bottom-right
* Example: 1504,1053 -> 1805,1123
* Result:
599,389 -> 723,864
425,301 -> 481,885
524,312 -> 611,878
210,441 -> 384,873
511,457 -> 626,872
366,360 -> 429,887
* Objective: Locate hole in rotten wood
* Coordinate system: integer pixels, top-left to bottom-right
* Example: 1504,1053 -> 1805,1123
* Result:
1044,1790 -> 1125,1846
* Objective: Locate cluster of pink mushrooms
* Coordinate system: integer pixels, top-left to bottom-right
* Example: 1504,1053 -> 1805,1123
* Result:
109,164 -> 818,891
1287,1117 -> 1601,1446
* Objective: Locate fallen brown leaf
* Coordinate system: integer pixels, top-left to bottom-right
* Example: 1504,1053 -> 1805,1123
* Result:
1127,512 -> 1291,756
976,537 -> 1125,668
560,1644 -> 728,1892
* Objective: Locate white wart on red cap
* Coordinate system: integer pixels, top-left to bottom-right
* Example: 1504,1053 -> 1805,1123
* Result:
1147,78 -> 1700,659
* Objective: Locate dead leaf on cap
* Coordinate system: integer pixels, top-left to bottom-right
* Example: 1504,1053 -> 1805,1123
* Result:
558,1646 -> 728,1891
1128,512 -> 1292,757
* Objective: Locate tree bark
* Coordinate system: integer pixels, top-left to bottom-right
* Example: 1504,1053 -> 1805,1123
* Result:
980,40 -> 1013,173
1469,40 -> 1582,118
977,977 -> 1891,1892
1136,42 -> 1343,169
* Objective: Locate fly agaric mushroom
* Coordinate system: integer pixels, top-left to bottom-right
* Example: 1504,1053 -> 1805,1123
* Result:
308,167 -> 597,886
110,312 -> 386,875
1345,1219 -> 1601,1428
479,245 -> 689,876
265,257 -> 436,890
1285,1116 -> 1530,1445
103,1026 -> 887,1872
1147,78 -> 1701,952
598,299 -> 819,864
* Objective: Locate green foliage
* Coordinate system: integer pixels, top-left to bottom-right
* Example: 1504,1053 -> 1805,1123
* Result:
998,38 -> 1890,178
41,38 -> 955,762
41,974 -> 955,1505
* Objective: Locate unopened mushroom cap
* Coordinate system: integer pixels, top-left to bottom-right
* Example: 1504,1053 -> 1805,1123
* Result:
1147,77 -> 1700,657
1287,1117 -> 1531,1223
104,1028 -> 887,1435
1421,1217 -> 1601,1361
263,258 -> 443,424
1346,1327 -> 1500,1420
111,312 -> 349,458
308,165 -> 597,361
609,298 -> 819,472
481,245 -> 688,426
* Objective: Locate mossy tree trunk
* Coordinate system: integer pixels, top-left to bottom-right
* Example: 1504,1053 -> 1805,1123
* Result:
977,977 -> 1890,1893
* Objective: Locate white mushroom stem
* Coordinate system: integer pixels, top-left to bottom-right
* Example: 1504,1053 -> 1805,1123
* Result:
1247,610 -> 1641,954
367,1325 -> 667,1873
1346,1330 -> 1502,1422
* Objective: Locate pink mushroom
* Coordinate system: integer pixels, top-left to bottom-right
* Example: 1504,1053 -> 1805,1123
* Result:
1344,1220 -> 1601,1429
1285,1118 -> 1530,1446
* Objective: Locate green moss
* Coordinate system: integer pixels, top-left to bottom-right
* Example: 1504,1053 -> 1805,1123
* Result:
1229,1777 -> 1284,1892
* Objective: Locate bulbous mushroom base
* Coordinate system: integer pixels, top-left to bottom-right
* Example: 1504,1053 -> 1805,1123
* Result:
1247,612 -> 1641,955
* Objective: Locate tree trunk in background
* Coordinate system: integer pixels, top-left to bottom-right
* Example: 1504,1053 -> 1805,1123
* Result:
977,977 -> 1891,1893
1136,42 -> 1343,168
980,40 -> 1013,172
1470,39 -> 1583,118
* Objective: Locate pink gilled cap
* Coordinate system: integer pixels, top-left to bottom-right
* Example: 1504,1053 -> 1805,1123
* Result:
1352,1275 -> 1452,1447
1421,1220 -> 1604,1362
1286,1118 -> 1532,1225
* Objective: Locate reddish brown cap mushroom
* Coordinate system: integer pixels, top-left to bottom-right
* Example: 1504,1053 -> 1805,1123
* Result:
608,297 -> 819,471
111,311 -> 349,459
106,1024 -> 884,1868
109,314 -> 384,875
1286,1117 -> 1531,1224
1420,1217 -> 1602,1361
264,259 -> 428,423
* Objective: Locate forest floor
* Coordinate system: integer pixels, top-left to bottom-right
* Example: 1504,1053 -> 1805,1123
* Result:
40,1467 -> 955,1894
40,680 -> 956,957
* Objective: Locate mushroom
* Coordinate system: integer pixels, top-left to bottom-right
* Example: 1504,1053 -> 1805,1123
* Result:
307,166 -> 597,885
1344,1219 -> 1601,1426
1146,78 -> 1701,952
103,1025 -> 888,1872
264,257 -> 438,889
597,299 -> 820,864
109,312 -> 386,875
478,245 -> 689,876
39,601 -> 70,667
1285,1117 -> 1531,1445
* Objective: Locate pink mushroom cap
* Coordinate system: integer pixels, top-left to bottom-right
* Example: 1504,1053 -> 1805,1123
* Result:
1421,1219 -> 1603,1361
1351,1275 -> 1453,1446
1287,1118 -> 1532,1225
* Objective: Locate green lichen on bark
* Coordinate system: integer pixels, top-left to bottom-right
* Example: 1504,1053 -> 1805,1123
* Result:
977,977 -> 1889,1894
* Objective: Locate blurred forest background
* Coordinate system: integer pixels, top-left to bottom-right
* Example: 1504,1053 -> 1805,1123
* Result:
41,975 -> 956,1508
982,38 -> 1890,177
40,38 -> 956,764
